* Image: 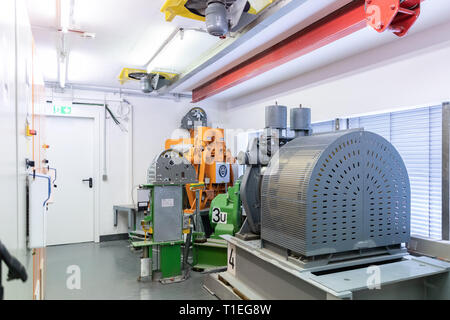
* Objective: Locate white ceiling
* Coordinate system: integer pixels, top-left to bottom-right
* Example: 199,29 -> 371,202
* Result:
185,0 -> 450,102
27,0 -> 450,101
171,0 -> 353,93
26,0 -> 216,90
26,0 -> 358,93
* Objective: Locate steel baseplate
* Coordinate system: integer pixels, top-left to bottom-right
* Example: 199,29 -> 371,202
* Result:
203,235 -> 450,300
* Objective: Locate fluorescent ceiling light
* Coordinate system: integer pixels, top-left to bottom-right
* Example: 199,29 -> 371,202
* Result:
60,0 -> 71,33
128,25 -> 176,66
146,30 -> 220,74
59,54 -> 67,88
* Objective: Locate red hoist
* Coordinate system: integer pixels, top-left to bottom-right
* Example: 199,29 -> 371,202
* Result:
191,0 -> 424,103
366,0 -> 421,37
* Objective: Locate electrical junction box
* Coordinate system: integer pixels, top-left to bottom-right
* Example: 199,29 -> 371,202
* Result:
210,162 -> 230,184
137,188 -> 150,212
152,185 -> 183,242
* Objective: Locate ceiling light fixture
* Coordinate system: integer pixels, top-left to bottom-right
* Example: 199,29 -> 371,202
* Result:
145,27 -> 213,74
58,53 -> 67,88
145,27 -> 182,73
57,0 -> 73,88
59,0 -> 71,33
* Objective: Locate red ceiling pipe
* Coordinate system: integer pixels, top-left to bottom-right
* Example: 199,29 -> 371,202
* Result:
192,0 -> 422,102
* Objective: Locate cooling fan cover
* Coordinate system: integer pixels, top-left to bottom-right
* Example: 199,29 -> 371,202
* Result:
261,130 -> 410,257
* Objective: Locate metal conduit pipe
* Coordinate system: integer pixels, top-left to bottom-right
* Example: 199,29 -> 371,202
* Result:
45,81 -> 192,101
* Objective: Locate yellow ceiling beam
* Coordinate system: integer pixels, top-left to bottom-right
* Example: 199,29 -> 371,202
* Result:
160,0 -> 274,22
118,68 -> 178,85
247,0 -> 274,15
161,0 -> 205,22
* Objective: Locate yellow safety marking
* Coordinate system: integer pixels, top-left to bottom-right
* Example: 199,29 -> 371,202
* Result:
118,67 -> 178,84
161,0 -> 205,22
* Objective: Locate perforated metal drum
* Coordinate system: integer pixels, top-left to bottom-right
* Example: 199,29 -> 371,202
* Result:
261,130 -> 410,257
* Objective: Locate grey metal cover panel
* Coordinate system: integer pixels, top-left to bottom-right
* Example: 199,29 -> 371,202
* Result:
153,186 -> 183,242
261,130 -> 410,257
147,150 -> 197,184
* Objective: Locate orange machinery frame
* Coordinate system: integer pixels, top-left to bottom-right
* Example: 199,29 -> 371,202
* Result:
165,126 -> 236,213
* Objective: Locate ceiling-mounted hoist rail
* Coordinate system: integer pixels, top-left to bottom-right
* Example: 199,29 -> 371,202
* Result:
191,0 -> 424,103
366,0 -> 421,36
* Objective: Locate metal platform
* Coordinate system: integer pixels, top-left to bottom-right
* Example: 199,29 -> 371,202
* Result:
203,235 -> 450,300
113,204 -> 148,237
113,204 -> 137,230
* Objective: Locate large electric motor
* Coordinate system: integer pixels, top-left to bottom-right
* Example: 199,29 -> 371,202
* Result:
261,129 -> 410,257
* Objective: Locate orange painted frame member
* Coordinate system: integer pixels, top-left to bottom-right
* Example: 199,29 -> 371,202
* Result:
165,126 -> 236,213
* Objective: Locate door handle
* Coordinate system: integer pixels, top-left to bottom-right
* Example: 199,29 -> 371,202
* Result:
82,178 -> 93,188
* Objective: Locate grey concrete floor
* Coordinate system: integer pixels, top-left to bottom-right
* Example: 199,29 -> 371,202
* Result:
44,240 -> 217,300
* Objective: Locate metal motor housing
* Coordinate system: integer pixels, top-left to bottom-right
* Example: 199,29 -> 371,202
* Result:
140,75 -> 153,93
147,149 -> 197,184
261,130 -> 410,257
205,1 -> 229,37
290,107 -> 312,137
265,104 -> 287,129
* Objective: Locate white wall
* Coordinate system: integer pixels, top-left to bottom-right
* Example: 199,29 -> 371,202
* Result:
16,0 -> 35,251
224,45 -> 450,132
0,0 -> 19,250
101,100 -> 131,236
223,21 -> 450,131
226,47 -> 450,128
45,88 -> 224,237
0,0 -> 35,251
0,0 -> 37,300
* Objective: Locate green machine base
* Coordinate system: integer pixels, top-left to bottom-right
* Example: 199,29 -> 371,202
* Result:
192,181 -> 241,270
132,240 -> 184,281
160,244 -> 182,279
192,238 -> 228,271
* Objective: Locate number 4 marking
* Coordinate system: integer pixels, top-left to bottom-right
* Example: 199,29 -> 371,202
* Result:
229,249 -> 234,267
227,244 -> 236,276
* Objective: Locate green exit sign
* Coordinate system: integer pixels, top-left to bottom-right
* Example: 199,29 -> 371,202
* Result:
53,105 -> 72,115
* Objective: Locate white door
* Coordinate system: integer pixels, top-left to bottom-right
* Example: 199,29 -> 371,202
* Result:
45,116 -> 95,245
